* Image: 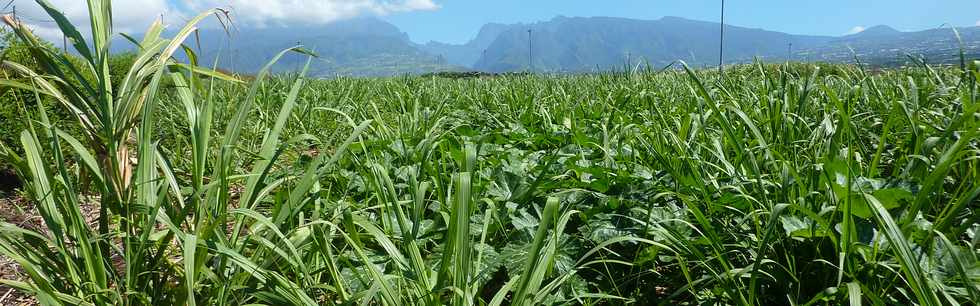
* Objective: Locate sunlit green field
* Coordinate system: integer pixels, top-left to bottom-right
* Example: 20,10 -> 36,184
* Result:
1,3 -> 979,305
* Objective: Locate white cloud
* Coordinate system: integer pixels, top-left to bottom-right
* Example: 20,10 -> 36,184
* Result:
845,26 -> 865,35
975,20 -> 980,27
8,0 -> 440,42
9,0 -> 182,41
181,0 -> 439,27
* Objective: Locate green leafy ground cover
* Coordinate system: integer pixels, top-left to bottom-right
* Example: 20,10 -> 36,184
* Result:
0,1 -> 978,305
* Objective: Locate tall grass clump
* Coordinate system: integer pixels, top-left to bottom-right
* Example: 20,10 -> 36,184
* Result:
0,0 -> 978,305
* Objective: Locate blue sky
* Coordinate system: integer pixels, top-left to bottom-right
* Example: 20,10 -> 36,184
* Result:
14,0 -> 980,44
383,0 -> 980,44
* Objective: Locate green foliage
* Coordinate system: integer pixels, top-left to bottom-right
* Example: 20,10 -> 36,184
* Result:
107,51 -> 137,83
1,27 -> 37,152
0,1 -> 978,305
0,27 -> 134,155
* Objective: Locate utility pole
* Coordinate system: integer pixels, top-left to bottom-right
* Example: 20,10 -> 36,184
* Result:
62,11 -> 67,53
527,29 -> 533,73
788,43 -> 793,61
718,0 -> 725,76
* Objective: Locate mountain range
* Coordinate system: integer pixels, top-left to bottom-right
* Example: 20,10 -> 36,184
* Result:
156,18 -> 458,77
153,16 -> 980,77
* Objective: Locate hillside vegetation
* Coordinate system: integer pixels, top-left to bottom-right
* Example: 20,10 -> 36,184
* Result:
0,1 -> 978,305
105,15 -> 980,76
